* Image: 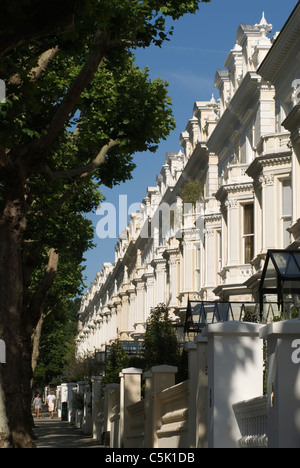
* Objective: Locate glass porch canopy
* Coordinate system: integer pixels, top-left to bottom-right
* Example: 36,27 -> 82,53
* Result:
185,301 -> 270,333
259,249 -> 300,318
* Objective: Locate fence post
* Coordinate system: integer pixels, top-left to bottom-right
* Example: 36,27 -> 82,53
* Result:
195,335 -> 208,448
119,368 -> 143,448
144,371 -> 153,448
150,365 -> 178,449
91,376 -> 102,440
260,319 -> 300,448
61,382 -> 76,422
186,341 -> 197,448
203,322 -> 263,448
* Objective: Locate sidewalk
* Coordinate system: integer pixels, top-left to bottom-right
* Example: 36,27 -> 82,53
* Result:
34,416 -> 104,449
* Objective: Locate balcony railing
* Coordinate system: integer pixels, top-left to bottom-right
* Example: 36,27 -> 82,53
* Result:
233,396 -> 268,448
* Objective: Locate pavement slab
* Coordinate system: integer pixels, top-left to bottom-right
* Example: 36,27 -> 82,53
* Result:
34,418 -> 104,449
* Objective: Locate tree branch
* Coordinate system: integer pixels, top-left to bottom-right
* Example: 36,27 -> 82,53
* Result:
29,46 -> 59,81
51,139 -> 119,180
29,248 -> 59,327
9,46 -> 60,87
22,31 -> 112,169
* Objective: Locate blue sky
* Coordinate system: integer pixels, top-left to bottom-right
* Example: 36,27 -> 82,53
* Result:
82,0 -> 297,289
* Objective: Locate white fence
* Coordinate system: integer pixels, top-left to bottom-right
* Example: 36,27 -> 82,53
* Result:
56,319 -> 300,449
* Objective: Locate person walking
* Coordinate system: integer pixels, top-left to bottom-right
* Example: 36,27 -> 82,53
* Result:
33,392 -> 42,419
46,390 -> 56,419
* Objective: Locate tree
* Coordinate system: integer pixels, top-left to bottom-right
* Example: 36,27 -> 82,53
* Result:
0,0 -> 211,447
103,341 -> 129,386
179,178 -> 204,207
143,304 -> 180,370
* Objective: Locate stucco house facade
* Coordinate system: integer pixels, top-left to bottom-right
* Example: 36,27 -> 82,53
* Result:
76,4 -> 300,358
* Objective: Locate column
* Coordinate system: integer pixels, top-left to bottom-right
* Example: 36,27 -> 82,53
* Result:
185,336 -> 209,448
91,376 -> 103,440
61,382 -> 76,422
261,174 -> 276,249
145,365 -> 178,448
127,286 -> 136,336
227,198 -> 239,266
203,322 -> 264,448
143,271 -> 155,319
166,248 -> 180,308
283,105 -> 300,240
119,368 -> 143,448
119,290 -> 130,340
133,277 -> 146,336
185,342 -> 197,448
195,335 -> 208,448
260,319 -> 300,448
152,258 -> 167,305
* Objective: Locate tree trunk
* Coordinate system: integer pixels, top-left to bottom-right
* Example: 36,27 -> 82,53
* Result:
0,368 -> 11,448
0,173 -> 35,448
31,313 -> 46,373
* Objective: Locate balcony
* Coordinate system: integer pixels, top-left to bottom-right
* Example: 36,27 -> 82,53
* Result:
256,133 -> 291,157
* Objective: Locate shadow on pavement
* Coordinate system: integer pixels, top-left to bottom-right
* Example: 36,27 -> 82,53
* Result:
34,417 -> 104,449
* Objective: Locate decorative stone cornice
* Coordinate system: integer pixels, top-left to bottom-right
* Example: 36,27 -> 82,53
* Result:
216,182 -> 254,202
258,2 -> 300,84
283,105 -> 300,145
246,153 -> 292,180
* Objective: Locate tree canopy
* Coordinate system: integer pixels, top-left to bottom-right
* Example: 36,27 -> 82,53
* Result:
0,0 -> 211,448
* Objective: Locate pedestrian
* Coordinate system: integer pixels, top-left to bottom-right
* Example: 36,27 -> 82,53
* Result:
46,389 -> 56,419
33,392 -> 42,419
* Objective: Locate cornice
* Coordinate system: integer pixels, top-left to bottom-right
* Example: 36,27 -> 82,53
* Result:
207,72 -> 261,154
283,105 -> 300,144
247,153 -> 292,179
258,3 -> 300,84
216,182 -> 254,201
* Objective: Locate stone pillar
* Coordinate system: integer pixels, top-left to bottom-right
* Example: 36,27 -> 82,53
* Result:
185,336 -> 209,448
144,371 -> 154,448
195,335 -> 208,448
203,322 -> 264,448
185,342 -> 197,448
283,105 -> 300,240
119,290 -> 129,340
56,385 -> 62,419
91,376 -> 103,440
260,319 -> 300,448
119,368 -> 143,448
103,383 -> 120,436
61,382 -> 76,422
147,365 -> 178,449
227,198 -> 239,265
133,277 -> 146,336
261,174 -> 276,249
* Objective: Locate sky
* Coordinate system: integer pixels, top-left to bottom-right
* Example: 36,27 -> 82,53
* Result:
82,0 -> 298,289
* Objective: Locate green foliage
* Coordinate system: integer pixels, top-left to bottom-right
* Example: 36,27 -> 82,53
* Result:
143,304 -> 180,370
179,178 -> 204,206
102,341 -> 129,385
0,0 -> 211,393
33,299 -> 80,387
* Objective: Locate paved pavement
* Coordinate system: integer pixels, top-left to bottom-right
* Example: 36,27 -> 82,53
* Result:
34,416 -> 104,449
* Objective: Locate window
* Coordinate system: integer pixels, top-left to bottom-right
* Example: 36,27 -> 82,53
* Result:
243,204 -> 254,264
282,179 -> 292,248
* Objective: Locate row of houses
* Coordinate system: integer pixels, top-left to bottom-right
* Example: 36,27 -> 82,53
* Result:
76,3 -> 300,358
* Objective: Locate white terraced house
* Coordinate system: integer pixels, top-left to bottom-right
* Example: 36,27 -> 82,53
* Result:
76,4 -> 300,358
